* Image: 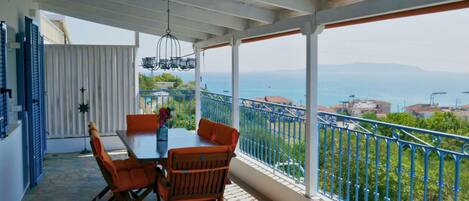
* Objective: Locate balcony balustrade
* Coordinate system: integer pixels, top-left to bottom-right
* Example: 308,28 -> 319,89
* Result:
140,89 -> 469,201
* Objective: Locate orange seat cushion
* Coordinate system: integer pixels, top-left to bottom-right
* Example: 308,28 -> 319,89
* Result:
127,114 -> 159,133
211,123 -> 239,151
197,118 -> 215,140
114,166 -> 155,192
114,158 -> 155,171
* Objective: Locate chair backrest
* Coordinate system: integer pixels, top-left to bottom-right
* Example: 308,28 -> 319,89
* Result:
126,114 -> 159,133
88,123 -> 119,189
197,118 -> 215,140
166,146 -> 232,201
211,123 -> 239,151
89,122 -> 97,131
88,123 -> 99,155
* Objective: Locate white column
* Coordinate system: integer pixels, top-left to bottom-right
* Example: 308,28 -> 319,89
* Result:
194,47 -> 202,129
134,33 -> 140,113
231,37 -> 240,130
134,31 -> 140,47
303,22 -> 322,198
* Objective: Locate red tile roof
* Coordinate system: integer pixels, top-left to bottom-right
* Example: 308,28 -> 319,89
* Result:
405,104 -> 441,113
462,104 -> 469,110
318,105 -> 335,113
256,96 -> 293,104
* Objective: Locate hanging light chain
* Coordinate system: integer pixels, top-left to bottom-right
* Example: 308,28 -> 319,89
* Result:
140,0 -> 196,72
166,0 -> 171,34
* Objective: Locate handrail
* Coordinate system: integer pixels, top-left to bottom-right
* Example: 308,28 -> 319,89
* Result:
318,111 -> 469,142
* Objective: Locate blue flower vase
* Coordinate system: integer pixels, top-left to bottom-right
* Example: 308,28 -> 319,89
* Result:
157,140 -> 168,156
157,123 -> 169,141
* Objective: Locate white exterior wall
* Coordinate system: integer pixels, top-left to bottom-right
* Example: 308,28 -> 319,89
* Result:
0,0 -> 40,200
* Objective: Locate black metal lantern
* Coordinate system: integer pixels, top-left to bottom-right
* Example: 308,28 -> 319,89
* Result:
140,0 -> 197,71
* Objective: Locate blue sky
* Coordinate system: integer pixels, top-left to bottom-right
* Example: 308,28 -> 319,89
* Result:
65,8 -> 469,73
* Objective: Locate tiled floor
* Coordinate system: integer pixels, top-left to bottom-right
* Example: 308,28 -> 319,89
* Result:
23,151 -> 271,201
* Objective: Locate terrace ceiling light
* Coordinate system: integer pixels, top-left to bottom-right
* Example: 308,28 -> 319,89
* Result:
141,0 -> 196,71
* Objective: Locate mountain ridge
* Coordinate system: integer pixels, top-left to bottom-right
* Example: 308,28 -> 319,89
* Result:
258,62 -> 425,73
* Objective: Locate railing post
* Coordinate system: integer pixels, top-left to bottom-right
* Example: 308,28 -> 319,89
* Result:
302,21 -> 323,198
231,37 -> 241,130
194,47 -> 202,129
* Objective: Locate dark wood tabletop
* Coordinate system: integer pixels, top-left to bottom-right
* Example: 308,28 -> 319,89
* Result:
116,128 -> 216,161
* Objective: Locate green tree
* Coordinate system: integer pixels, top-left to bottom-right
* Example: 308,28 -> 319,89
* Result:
139,73 -> 184,90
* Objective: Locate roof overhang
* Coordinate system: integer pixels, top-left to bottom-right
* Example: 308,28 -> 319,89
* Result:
195,0 -> 468,49
34,0 -> 467,48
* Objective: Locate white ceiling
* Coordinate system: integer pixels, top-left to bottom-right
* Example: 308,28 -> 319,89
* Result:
35,0 -> 462,47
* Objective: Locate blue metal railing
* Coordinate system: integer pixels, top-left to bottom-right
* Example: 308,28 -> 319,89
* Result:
139,89 -> 195,129
317,112 -> 469,201
201,91 -> 232,125
201,92 -> 306,183
149,90 -> 469,200
239,97 -> 306,184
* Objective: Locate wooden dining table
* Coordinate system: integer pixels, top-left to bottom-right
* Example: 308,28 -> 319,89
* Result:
116,128 -> 217,161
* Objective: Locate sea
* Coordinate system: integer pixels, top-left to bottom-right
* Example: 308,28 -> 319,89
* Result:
143,70 -> 469,112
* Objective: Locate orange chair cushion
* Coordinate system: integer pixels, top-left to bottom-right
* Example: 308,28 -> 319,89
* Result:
90,124 -> 156,193
100,151 -> 120,185
114,158 -> 154,171
91,133 -> 120,185
211,123 -> 239,151
167,146 -> 231,169
114,165 -> 155,192
127,114 -> 159,133
197,118 -> 215,140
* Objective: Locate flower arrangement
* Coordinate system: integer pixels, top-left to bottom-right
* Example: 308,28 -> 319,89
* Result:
158,107 -> 172,127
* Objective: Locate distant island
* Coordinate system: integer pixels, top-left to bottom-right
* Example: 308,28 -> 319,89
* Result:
263,62 -> 425,73
320,62 -> 425,73
218,62 -> 426,74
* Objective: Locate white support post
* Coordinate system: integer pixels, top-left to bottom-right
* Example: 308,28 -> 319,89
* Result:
134,32 -> 140,113
134,31 -> 140,47
231,37 -> 240,130
302,21 -> 322,198
194,47 -> 202,129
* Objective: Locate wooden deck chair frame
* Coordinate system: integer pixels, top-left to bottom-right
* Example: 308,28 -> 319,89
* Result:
88,123 -> 153,201
155,146 -> 233,201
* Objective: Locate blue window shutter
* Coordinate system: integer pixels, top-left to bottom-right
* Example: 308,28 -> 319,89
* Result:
24,17 -> 45,186
39,35 -> 46,154
0,21 -> 7,139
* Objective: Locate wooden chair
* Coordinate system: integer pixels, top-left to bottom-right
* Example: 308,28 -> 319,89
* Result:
126,114 -> 159,133
211,123 -> 239,152
197,118 -> 216,140
155,146 -> 233,201
89,123 -> 155,201
88,123 -> 110,201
